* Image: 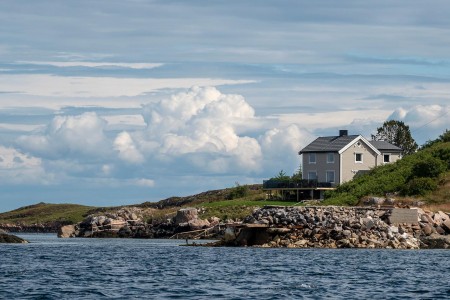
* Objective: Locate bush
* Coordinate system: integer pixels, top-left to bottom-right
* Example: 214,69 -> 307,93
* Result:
412,154 -> 446,178
226,184 -> 249,200
401,177 -> 437,196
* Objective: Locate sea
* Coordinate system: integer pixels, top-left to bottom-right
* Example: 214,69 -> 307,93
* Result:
0,234 -> 449,299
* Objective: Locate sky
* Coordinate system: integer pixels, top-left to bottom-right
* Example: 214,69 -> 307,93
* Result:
0,0 -> 449,212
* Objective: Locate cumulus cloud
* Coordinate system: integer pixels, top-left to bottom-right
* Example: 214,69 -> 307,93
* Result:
16,112 -> 111,160
119,86 -> 263,173
0,146 -> 48,184
388,104 -> 450,144
114,131 -> 144,164
259,125 -> 314,174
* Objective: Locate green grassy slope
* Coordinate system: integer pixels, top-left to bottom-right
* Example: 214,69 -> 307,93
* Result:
323,139 -> 450,207
0,202 -> 95,225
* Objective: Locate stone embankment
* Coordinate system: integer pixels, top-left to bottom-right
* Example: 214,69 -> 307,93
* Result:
58,207 -> 221,239
223,206 -> 450,249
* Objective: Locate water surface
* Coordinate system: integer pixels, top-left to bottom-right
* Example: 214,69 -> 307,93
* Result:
1,234 -> 449,299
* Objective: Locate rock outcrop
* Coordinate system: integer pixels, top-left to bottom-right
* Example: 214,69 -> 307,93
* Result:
59,207 -> 219,239
0,229 -> 28,243
223,206 -> 450,249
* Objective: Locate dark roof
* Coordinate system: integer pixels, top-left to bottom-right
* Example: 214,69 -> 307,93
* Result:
369,140 -> 402,152
299,135 -> 359,153
299,135 -> 403,154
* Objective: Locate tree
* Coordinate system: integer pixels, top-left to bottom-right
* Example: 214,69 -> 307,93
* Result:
271,170 -> 290,181
291,164 -> 303,181
372,120 -> 418,155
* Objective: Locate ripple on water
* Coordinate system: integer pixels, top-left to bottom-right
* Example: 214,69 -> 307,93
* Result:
1,235 -> 449,299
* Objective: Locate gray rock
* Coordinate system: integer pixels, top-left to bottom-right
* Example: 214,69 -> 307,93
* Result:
174,208 -> 198,225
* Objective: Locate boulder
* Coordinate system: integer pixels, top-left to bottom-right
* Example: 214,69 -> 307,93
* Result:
174,208 -> 198,225
57,225 -> 76,238
442,219 -> 450,234
208,217 -> 220,226
0,232 -> 28,243
420,234 -> 450,249
421,223 -> 434,236
365,197 -> 385,206
188,218 -> 210,230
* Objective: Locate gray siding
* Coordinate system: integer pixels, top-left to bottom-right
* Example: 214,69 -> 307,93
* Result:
302,152 -> 340,185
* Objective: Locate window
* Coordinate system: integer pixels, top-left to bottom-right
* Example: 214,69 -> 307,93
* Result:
355,153 -> 363,163
327,153 -> 334,163
309,153 -> 316,164
383,154 -> 390,163
308,171 -> 317,180
326,171 -> 335,183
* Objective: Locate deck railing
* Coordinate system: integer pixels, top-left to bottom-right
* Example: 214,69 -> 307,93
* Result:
262,179 -> 333,189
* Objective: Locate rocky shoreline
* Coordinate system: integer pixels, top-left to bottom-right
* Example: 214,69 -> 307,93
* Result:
58,207 -> 222,239
221,206 -> 450,249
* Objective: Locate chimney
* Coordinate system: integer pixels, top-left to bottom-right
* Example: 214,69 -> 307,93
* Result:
339,130 -> 348,137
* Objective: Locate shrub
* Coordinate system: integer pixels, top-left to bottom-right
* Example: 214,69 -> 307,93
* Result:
226,183 -> 249,200
401,177 -> 437,196
412,155 -> 446,178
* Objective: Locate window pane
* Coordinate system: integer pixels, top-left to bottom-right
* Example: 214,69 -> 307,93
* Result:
308,172 -> 317,180
355,153 -> 362,162
384,154 -> 390,163
326,171 -> 335,183
309,153 -> 316,163
327,153 -> 334,163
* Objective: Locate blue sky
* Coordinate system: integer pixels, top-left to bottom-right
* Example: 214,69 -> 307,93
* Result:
0,0 -> 449,212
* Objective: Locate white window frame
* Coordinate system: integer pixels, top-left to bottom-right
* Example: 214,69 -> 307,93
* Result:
383,153 -> 391,163
355,153 -> 363,163
309,153 -> 316,164
308,171 -> 317,180
327,153 -> 334,163
326,170 -> 335,183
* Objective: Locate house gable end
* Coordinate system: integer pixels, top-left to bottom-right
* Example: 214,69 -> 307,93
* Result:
338,135 -> 381,155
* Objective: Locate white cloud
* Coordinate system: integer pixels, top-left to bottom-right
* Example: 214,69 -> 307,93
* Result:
0,146 -> 48,184
388,104 -> 450,144
18,61 -> 164,69
259,125 -> 314,174
119,86 -> 263,173
134,178 -> 155,187
113,131 -> 144,164
0,74 -> 255,98
16,112 -> 111,160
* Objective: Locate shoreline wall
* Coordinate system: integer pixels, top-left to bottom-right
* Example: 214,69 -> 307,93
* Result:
226,206 -> 450,249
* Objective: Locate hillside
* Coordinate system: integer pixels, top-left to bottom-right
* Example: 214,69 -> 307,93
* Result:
323,133 -> 450,209
0,202 -> 95,225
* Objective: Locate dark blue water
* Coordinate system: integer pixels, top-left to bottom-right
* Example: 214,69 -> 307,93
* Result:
1,234 -> 449,299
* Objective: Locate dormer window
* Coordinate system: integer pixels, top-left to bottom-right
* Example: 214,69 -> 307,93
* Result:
309,153 -> 316,164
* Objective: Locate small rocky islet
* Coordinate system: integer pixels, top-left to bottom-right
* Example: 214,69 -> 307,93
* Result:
0,229 -> 28,244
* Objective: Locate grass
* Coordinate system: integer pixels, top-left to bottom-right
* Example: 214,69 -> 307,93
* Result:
197,192 -> 300,220
0,202 -> 95,225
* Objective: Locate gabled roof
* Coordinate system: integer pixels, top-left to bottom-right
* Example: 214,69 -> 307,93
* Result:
299,135 -> 359,153
369,140 -> 402,152
299,133 -> 401,155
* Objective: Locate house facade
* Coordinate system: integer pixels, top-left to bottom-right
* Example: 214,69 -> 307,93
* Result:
299,130 -> 402,186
